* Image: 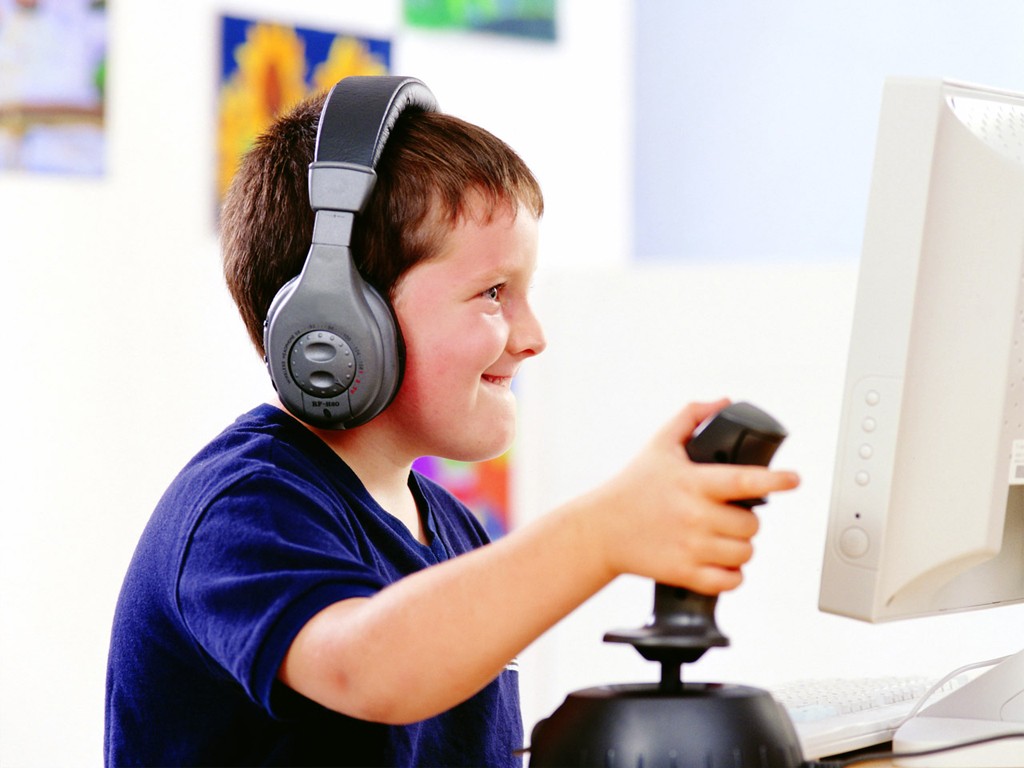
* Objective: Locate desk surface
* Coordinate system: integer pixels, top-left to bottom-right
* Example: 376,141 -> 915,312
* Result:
825,742 -> 895,767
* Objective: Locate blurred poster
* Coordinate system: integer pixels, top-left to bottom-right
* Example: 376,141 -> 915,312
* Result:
404,0 -> 556,41
414,451 -> 514,539
218,15 -> 391,203
0,0 -> 107,175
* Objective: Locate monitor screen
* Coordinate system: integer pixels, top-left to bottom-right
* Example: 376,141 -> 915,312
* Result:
818,76 -> 1024,762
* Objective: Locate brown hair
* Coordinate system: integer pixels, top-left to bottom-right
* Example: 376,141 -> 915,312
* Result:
221,86 -> 544,357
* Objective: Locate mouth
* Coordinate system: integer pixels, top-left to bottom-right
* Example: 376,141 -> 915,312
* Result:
481,373 -> 513,388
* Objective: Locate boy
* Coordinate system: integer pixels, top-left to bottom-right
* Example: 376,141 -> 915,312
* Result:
105,77 -> 799,767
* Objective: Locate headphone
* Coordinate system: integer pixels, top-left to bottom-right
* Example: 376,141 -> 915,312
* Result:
263,76 -> 438,429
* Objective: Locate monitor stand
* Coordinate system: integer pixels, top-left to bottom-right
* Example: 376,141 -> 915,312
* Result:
893,648 -> 1024,767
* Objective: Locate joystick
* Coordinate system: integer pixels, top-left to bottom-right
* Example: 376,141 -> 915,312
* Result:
604,401 -> 788,691
528,402 -> 803,767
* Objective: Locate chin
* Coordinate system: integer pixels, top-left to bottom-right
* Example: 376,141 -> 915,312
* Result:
452,426 -> 516,464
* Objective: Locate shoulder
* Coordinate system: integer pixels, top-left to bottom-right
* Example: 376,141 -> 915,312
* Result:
133,407 -> 365,576
167,405 -> 358,512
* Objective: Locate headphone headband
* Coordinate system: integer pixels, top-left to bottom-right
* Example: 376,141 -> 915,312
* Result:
316,76 -> 438,167
309,77 -> 438,215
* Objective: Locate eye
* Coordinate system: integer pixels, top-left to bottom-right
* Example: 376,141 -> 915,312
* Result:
482,284 -> 504,302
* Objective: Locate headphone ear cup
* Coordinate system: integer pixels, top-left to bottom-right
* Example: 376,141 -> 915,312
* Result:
359,282 -> 405,418
263,241 -> 404,430
264,276 -> 298,345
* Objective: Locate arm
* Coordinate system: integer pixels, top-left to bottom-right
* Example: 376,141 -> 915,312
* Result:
278,399 -> 800,724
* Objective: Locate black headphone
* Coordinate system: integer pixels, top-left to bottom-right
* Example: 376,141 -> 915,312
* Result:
263,76 -> 438,429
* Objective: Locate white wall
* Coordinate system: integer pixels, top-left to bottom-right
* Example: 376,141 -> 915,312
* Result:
633,0 -> 1024,263
5,1 -> 1024,766
0,2 -> 632,765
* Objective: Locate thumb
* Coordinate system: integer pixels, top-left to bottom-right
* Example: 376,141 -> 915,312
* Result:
658,398 -> 732,449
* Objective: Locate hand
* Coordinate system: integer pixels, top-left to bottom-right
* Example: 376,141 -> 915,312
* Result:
588,399 -> 801,595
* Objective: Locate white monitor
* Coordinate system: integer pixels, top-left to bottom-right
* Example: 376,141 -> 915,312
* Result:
819,77 -> 1024,765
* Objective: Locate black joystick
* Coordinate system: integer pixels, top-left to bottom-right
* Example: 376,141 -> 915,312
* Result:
604,401 -> 788,692
528,402 -> 802,768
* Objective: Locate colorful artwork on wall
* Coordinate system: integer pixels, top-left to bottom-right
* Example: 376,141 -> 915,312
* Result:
404,0 -> 556,41
0,0 -> 107,175
217,15 -> 391,203
414,451 -> 514,539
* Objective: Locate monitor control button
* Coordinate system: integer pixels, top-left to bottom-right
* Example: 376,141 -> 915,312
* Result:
840,526 -> 871,558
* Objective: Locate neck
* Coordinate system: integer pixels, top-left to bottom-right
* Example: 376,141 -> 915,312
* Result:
272,400 -> 427,544
327,432 -> 428,544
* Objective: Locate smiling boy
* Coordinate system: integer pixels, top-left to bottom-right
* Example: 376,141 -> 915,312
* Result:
105,78 -> 799,767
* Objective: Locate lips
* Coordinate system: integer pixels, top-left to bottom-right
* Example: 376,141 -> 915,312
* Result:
482,373 -> 513,388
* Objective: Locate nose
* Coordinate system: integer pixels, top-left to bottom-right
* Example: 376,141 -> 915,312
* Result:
510,299 -> 547,358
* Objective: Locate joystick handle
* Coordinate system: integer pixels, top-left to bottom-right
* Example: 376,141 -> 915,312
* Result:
685,401 -> 788,503
604,402 -> 787,692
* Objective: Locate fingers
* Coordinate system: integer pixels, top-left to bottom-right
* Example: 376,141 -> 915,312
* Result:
639,498 -> 758,596
654,462 -> 796,596
667,533 -> 753,597
686,566 -> 745,596
670,465 -> 796,593
694,463 -> 801,506
700,524 -> 756,569
691,505 -> 758,568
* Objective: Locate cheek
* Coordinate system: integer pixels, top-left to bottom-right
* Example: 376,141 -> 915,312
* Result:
396,323 -> 501,411
401,331 -> 477,393
400,309 -> 502,374
395,322 -> 463,403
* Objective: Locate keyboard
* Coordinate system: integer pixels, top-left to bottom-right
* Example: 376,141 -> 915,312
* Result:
770,674 -> 969,758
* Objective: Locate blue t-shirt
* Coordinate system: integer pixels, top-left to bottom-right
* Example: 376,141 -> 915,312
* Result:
105,405 -> 522,767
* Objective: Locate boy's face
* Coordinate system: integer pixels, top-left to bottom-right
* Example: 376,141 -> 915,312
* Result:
385,197 -> 546,463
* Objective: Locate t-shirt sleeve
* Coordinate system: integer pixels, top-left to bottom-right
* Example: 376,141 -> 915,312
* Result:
176,471 -> 383,716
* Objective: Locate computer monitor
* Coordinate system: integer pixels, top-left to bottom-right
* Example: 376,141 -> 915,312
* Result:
819,77 -> 1024,764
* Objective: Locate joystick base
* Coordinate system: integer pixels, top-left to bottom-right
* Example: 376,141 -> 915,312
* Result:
528,682 -> 802,768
